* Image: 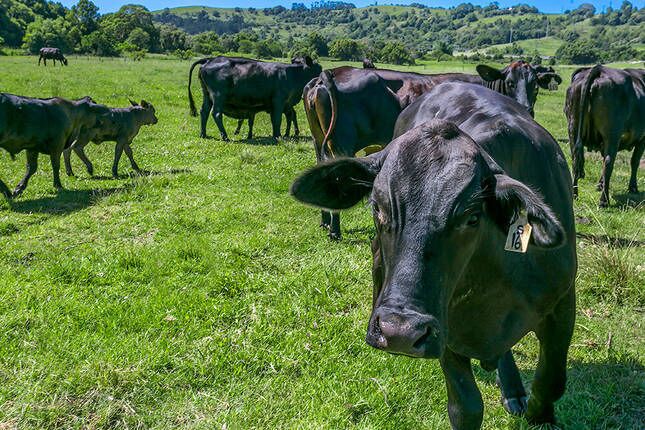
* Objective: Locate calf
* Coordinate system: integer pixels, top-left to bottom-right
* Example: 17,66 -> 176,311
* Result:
188,55 -> 321,140
292,83 -> 576,429
64,99 -> 158,178
565,65 -> 644,207
0,94 -> 103,197
38,47 -> 68,66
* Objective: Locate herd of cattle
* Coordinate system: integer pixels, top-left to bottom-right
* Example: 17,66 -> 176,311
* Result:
1,52 -> 643,429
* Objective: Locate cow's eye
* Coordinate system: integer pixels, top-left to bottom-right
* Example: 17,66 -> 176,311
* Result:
466,213 -> 481,227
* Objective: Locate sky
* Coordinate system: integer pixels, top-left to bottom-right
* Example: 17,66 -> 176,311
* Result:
59,0 -> 643,15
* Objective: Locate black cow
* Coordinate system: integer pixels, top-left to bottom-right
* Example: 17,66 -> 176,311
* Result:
63,99 -> 158,178
303,62 -> 561,239
38,47 -> 68,66
565,65 -> 644,207
188,56 -> 322,140
362,58 -> 376,69
291,82 -> 576,429
534,65 -> 562,90
0,94 -> 103,197
475,61 -> 561,116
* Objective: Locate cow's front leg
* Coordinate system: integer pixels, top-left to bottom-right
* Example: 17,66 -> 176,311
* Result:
292,109 -> 300,137
496,350 -> 528,416
628,142 -> 644,194
284,111 -> 292,137
320,210 -> 331,229
50,151 -> 63,190
440,348 -> 483,430
13,150 -> 39,197
246,115 -> 254,140
112,141 -> 125,178
74,145 -> 94,176
123,143 -> 141,173
234,119 -> 244,135
63,148 -> 74,176
526,288 -> 575,425
328,211 -> 341,241
0,178 -> 12,199
270,101 -> 283,140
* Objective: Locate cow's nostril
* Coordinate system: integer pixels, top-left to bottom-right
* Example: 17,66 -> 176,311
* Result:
412,325 -> 437,349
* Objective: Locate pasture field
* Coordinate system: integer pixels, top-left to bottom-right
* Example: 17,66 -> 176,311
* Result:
0,55 -> 643,429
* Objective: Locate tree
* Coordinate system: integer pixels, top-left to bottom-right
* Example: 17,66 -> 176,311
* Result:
329,38 -> 364,60
379,41 -> 415,65
80,29 -> 118,56
555,39 -> 601,64
100,5 -> 159,52
22,17 -> 72,53
191,31 -> 222,55
306,32 -> 328,56
71,0 -> 99,35
126,28 -> 149,51
158,24 -> 189,52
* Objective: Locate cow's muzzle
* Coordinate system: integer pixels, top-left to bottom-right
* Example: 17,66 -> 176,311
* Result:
366,308 -> 441,358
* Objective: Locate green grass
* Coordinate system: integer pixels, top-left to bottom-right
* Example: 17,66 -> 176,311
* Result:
482,37 -> 564,57
0,55 -> 643,429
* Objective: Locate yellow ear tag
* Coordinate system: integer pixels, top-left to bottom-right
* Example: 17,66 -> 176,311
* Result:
505,214 -> 532,253
355,144 -> 384,158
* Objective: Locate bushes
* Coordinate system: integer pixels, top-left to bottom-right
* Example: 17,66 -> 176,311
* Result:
378,41 -> 415,65
329,38 -> 364,60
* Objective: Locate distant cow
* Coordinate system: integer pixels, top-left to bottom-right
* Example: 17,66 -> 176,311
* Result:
303,62 -> 561,239
534,65 -> 562,90
0,94 -> 103,197
64,99 -> 158,178
362,58 -> 376,69
292,82 -> 576,429
565,65 -> 644,207
188,55 -> 322,140
38,47 -> 68,66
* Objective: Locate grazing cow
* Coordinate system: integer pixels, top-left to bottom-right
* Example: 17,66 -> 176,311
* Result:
188,55 -> 322,140
291,82 -> 576,429
38,47 -> 68,66
362,58 -> 376,69
565,65 -> 644,207
303,62 -> 561,239
0,94 -> 104,197
63,99 -> 158,178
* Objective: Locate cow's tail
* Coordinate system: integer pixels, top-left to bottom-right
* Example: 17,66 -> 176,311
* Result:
318,70 -> 338,157
188,58 -> 212,117
572,64 -> 602,182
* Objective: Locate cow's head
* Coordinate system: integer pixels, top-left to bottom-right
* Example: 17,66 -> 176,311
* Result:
291,120 -> 564,358
129,99 -> 158,125
62,57 -> 68,66
476,61 -> 561,116
291,55 -> 323,77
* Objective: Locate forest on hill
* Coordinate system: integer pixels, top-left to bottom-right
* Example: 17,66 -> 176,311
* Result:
0,0 -> 643,64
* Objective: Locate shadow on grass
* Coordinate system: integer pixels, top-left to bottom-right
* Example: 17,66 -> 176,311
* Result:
7,185 -> 131,215
474,354 -> 644,429
576,232 -> 645,248
240,137 -> 279,146
613,191 -> 645,208
90,168 -> 192,181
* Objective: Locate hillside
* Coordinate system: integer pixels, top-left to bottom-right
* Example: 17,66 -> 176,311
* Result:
152,3 -> 644,58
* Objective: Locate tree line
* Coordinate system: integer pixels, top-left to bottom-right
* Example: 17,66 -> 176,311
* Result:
0,0 -> 643,64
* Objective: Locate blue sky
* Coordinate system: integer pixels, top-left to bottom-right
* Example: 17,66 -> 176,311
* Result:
59,0 -> 640,14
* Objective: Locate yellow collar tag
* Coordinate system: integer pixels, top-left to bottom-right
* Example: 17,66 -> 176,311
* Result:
505,214 -> 532,253
355,144 -> 384,158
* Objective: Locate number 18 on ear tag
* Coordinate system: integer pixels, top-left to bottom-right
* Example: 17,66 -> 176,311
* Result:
505,214 -> 532,253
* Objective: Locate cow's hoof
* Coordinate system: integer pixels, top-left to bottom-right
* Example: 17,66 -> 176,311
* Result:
502,396 -> 528,416
628,186 -> 639,194
596,183 -> 603,191
12,190 -> 22,198
328,232 -> 342,241
598,199 -> 609,208
320,223 -> 330,230
199,134 -> 209,139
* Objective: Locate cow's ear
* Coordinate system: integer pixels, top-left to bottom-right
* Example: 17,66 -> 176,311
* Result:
291,157 -> 381,211
128,98 -> 138,107
486,174 -> 565,248
304,56 -> 313,67
537,72 -> 562,89
140,100 -> 149,108
476,64 -> 504,82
